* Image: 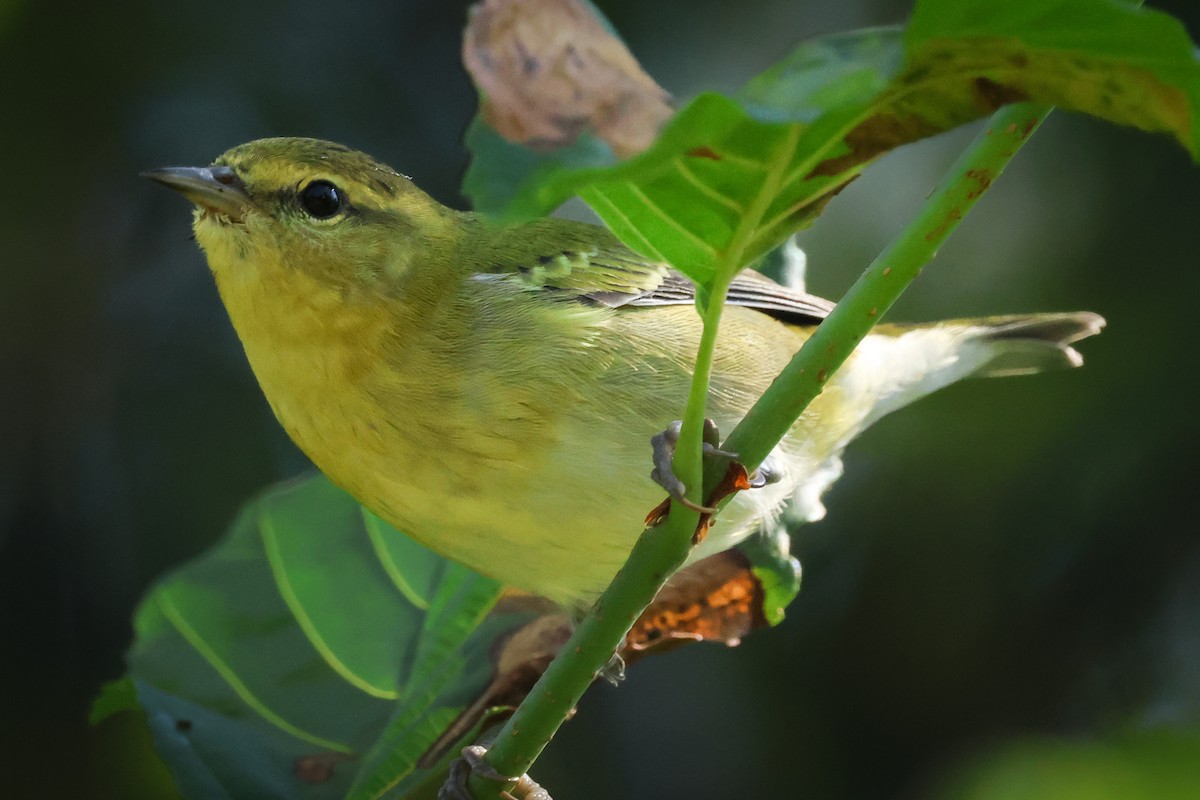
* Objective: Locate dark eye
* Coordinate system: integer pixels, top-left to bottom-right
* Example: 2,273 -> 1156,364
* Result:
299,180 -> 344,219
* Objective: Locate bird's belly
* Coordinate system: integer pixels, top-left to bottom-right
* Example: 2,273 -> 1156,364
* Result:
338,410 -> 785,607
231,290 -> 833,607
244,346 -> 651,605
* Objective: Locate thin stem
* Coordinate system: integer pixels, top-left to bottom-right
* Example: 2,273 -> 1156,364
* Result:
674,282 -> 732,509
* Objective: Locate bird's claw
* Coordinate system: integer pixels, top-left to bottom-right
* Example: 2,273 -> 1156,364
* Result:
649,419 -> 734,514
440,745 -> 553,800
647,421 -> 782,540
748,456 -> 781,489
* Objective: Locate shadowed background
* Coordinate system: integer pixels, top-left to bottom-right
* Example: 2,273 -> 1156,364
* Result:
2,0 -> 1198,797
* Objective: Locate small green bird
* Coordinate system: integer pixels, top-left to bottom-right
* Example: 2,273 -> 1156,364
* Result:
145,137 -> 1103,608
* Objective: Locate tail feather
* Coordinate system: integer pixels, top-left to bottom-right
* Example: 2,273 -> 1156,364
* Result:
775,310 -> 1105,530
968,312 -> 1106,377
850,311 -> 1105,428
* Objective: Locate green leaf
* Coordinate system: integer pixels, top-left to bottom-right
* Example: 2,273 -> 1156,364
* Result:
464,0 -> 1200,286
738,526 -> 802,628
904,0 -> 1200,154
116,473 -> 529,799
90,678 -> 139,725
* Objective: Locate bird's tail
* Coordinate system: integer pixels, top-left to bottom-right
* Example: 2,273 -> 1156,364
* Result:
850,311 -> 1106,428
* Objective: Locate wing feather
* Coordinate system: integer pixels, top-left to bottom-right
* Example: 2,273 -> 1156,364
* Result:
465,216 -> 833,325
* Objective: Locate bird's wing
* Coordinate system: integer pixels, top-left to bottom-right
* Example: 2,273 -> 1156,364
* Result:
468,218 -> 834,325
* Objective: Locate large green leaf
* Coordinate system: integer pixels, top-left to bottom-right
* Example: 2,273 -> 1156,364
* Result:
108,474 -> 531,799
463,0 -> 1200,286
103,471 -> 802,799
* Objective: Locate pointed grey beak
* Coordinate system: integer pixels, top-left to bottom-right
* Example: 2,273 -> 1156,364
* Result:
142,165 -> 250,221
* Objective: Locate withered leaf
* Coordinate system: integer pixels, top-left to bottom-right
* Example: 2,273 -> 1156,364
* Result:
624,550 -> 764,655
463,0 -> 673,157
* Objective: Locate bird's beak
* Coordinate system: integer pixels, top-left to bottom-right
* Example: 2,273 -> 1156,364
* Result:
142,165 -> 250,222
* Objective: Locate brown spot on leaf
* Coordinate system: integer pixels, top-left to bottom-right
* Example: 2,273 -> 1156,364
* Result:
809,112 -> 942,178
463,0 -> 673,157
294,753 -> 354,784
686,145 -> 722,161
973,77 -> 1029,110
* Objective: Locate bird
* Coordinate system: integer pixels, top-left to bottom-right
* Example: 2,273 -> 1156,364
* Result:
144,136 -> 1104,609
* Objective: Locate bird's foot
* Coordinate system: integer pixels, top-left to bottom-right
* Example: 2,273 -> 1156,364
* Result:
646,419 -> 760,543
649,419 -> 732,515
748,455 -> 781,489
440,745 -> 552,800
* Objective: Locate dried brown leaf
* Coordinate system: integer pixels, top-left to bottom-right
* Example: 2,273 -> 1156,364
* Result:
624,550 -> 764,656
463,0 -> 673,156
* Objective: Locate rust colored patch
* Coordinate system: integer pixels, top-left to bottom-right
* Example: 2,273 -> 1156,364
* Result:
809,112 -> 941,178
463,0 -> 673,156
294,753 -> 354,784
625,550 -> 765,655
924,206 -> 964,242
686,145 -> 722,161
973,77 -> 1029,110
964,167 -> 993,199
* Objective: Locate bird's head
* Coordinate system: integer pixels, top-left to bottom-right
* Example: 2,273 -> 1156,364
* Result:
144,137 -> 460,292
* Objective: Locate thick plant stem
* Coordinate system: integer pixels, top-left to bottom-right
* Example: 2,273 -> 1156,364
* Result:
467,102 -> 1051,798
722,102 -> 1052,472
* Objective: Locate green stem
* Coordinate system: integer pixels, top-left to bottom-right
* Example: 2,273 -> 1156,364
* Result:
722,102 -> 1052,472
674,282 -> 732,508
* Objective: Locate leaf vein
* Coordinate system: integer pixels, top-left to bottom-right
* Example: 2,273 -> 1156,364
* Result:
156,590 -> 355,754
624,183 -> 720,259
671,157 -> 747,213
259,507 -> 402,700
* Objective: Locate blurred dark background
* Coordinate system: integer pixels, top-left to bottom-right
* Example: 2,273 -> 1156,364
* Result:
2,0 -> 1199,797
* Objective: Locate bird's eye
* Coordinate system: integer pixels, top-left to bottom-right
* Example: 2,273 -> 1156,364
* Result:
299,180 -> 345,219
